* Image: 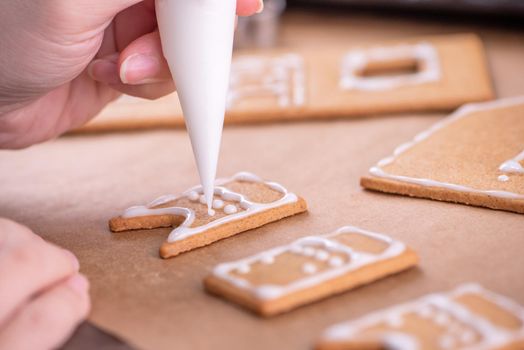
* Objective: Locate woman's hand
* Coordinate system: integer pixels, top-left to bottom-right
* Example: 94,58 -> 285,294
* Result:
0,0 -> 263,149
0,218 -> 90,349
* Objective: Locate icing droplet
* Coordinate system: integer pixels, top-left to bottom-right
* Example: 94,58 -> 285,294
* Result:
208,208 -> 216,216
236,264 -> 250,274
315,250 -> 330,261
435,312 -> 449,326
302,263 -> 317,275
260,255 -> 275,265
303,247 -> 316,257
199,195 -> 207,204
329,256 -> 344,267
212,199 -> 224,209
498,174 -> 509,182
224,204 -> 238,215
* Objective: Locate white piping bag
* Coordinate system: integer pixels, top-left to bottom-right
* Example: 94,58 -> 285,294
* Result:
156,0 -> 236,215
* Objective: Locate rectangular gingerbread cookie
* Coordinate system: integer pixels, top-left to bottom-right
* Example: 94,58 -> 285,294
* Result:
109,172 -> 307,258
75,33 -> 492,133
204,226 -> 418,316
316,283 -> 524,350
361,96 -> 524,214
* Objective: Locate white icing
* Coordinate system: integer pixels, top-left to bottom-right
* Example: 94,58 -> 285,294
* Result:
315,250 -> 330,261
188,191 -> 199,201
223,204 -> 238,215
236,264 -> 250,274
260,255 -> 275,265
498,175 -> 510,182
328,256 -> 344,267
227,54 -> 305,109
199,195 -> 207,204
369,97 -> 524,200
121,171 -> 298,243
321,283 -> 524,350
156,0 -> 236,212
212,225 -> 406,301
340,42 -> 441,91
212,199 -> 225,209
303,263 -> 318,275
498,150 -> 524,182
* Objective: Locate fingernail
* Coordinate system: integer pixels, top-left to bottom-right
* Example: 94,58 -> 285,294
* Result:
120,53 -> 160,85
67,274 -> 89,294
63,249 -> 80,271
256,0 -> 264,13
88,59 -> 120,84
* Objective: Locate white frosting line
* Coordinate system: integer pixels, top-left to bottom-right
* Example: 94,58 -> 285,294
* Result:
223,204 -> 238,215
211,226 -> 406,301
498,149 -> 524,182
121,171 -> 298,243
321,283 -> 524,350
340,42 -> 441,91
369,96 -> 524,200
227,54 -> 306,109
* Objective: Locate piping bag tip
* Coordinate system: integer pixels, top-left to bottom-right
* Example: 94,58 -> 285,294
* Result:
155,0 -> 236,220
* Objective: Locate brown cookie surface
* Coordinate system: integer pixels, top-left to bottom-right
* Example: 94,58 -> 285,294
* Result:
204,226 -> 418,316
362,97 -> 524,214
109,172 -> 307,258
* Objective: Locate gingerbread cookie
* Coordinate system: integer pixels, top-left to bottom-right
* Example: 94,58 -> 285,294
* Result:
109,172 -> 307,258
361,96 -> 524,214
75,33 -> 492,133
204,226 -> 418,316
317,283 -> 524,350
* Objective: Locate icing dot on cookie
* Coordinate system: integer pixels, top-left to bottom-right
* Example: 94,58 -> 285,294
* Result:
315,250 -> 330,261
434,312 -> 449,326
260,255 -> 275,265
224,204 -> 238,215
302,263 -> 317,274
328,256 -> 344,267
207,208 -> 216,216
199,195 -> 207,204
212,199 -> 224,209
303,247 -> 316,257
498,174 -> 510,182
187,191 -> 199,201
236,264 -> 250,274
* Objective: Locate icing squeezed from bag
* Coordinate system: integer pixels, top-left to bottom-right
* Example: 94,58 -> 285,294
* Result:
156,0 -> 236,215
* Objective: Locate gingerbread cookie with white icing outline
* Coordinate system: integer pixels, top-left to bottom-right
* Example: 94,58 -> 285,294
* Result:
75,33 -> 492,133
204,226 -> 418,316
361,96 -> 524,214
316,283 -> 524,350
109,172 -> 307,258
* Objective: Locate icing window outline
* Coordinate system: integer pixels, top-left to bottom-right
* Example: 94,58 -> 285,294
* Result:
226,54 -> 306,109
340,42 -> 441,91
